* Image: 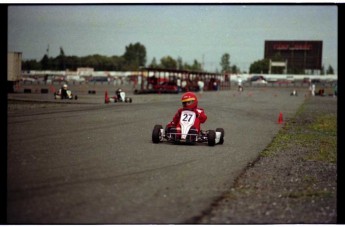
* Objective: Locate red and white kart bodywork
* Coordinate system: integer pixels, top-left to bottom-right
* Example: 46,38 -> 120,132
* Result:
114,91 -> 132,103
152,110 -> 224,146
107,91 -> 133,103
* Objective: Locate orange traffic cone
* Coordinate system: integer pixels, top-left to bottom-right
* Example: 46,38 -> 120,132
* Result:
277,112 -> 284,124
105,90 -> 110,104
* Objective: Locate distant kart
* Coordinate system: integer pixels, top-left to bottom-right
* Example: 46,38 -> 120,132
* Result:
54,89 -> 78,100
152,110 -> 224,146
106,91 -> 133,103
290,89 -> 298,96
114,91 -> 132,103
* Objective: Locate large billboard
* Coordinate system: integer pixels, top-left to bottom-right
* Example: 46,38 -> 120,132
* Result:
264,40 -> 322,71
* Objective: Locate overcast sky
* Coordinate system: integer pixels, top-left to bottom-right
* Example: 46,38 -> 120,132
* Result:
8,4 -> 337,73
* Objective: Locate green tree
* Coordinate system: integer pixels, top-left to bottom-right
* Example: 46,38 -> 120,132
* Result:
183,62 -> 191,71
22,59 -> 41,70
177,57 -> 183,70
148,57 -> 158,68
80,55 -> 97,69
326,65 -> 334,74
123,42 -> 147,70
231,65 -> 240,74
160,56 -> 177,69
220,53 -> 231,73
287,67 -> 304,74
54,47 -> 66,70
249,59 -> 269,74
182,59 -> 202,71
191,59 -> 202,71
110,56 -> 125,71
321,65 -> 325,75
64,55 -> 80,70
40,54 -> 51,70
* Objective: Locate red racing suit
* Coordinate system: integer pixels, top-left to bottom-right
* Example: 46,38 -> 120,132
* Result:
166,107 -> 207,132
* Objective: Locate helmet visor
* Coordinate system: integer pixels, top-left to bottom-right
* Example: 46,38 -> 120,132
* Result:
182,100 -> 194,107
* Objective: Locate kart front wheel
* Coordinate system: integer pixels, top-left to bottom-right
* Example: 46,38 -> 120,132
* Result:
216,128 -> 225,144
152,124 -> 163,143
207,130 -> 216,146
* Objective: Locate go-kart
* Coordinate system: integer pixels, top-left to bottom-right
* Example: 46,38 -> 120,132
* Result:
54,89 -> 78,100
152,110 -> 224,146
114,91 -> 132,103
290,90 -> 298,96
105,90 -> 133,103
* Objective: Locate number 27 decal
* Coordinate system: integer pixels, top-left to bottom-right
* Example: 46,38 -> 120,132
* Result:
182,113 -> 193,122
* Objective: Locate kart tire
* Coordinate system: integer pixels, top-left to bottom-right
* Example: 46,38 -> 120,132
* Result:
216,128 -> 225,144
207,130 -> 216,146
129,98 -> 132,103
152,124 -> 163,143
75,95 -> 78,100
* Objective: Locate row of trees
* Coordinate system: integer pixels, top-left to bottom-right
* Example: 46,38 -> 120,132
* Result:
22,42 -> 334,75
22,42 -> 240,73
23,43 -> 147,71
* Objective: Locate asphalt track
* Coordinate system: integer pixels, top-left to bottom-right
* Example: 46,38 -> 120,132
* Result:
7,87 -> 307,224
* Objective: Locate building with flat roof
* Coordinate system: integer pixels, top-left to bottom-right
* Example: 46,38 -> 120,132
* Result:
264,40 -> 322,73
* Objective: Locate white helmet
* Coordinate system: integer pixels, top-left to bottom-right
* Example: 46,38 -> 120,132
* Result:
63,84 -> 68,89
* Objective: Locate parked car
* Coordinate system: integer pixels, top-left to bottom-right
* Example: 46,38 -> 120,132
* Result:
249,75 -> 267,84
153,81 -> 179,93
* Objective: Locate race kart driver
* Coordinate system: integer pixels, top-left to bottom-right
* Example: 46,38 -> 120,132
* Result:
166,92 -> 207,134
116,88 -> 124,100
60,84 -> 69,99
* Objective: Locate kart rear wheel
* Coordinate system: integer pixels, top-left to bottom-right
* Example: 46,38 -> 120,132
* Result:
152,124 -> 163,143
216,128 -> 224,144
207,130 -> 216,146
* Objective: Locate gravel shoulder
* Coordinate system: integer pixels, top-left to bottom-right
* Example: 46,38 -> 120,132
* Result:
192,95 -> 337,224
